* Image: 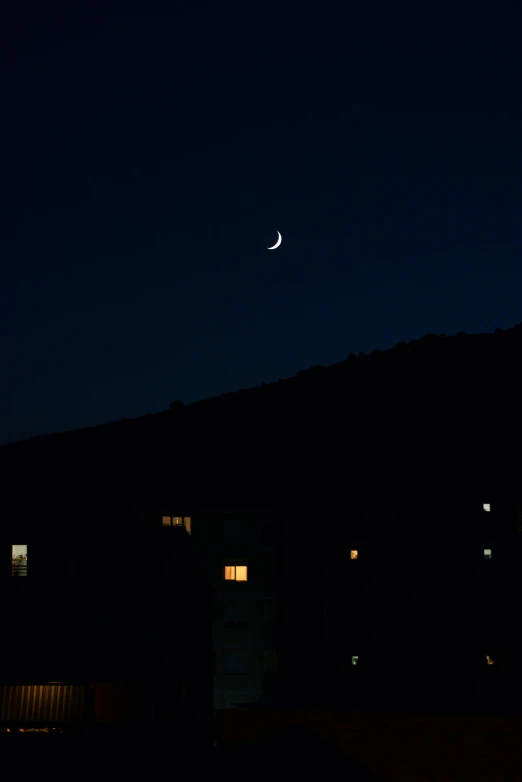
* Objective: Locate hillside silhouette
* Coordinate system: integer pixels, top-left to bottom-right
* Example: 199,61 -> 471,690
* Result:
2,324 -> 522,509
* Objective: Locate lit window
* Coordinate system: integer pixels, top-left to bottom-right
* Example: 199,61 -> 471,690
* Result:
484,549 -> 492,559
486,655 -> 495,665
224,566 -> 248,582
223,649 -> 249,675
12,545 -> 27,577
350,550 -> 358,560
351,655 -> 359,666
483,504 -> 491,512
163,515 -> 191,532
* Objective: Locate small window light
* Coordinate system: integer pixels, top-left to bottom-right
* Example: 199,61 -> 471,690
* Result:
173,517 -> 183,526
484,549 -> 492,559
162,516 -> 171,526
486,655 -> 494,665
350,550 -> 358,560
351,655 -> 359,666
184,517 -> 192,535
483,504 -> 491,512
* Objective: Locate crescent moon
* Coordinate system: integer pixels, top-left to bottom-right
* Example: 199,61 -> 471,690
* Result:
267,231 -> 282,250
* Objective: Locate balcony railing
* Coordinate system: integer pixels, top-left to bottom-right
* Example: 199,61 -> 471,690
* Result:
0,684 -> 89,724
11,558 -> 27,577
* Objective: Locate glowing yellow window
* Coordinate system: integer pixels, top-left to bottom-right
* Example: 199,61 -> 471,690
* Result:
184,517 -> 192,535
224,565 -> 248,582
350,550 -> 358,560
173,517 -> 183,526
162,516 -> 171,526
486,655 -> 495,665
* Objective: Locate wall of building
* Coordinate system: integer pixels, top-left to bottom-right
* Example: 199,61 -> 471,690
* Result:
187,508 -> 281,710
0,521 -> 214,739
141,497 -> 522,715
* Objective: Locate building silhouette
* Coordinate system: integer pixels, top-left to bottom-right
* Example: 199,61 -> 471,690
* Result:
0,500 -> 214,740
2,485 -> 521,738
154,497 -> 522,713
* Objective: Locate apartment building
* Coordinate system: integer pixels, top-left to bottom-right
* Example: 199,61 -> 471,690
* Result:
289,497 -> 522,707
156,497 -> 522,713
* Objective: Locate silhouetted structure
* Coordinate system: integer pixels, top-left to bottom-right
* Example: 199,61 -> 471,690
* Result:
275,497 -> 522,710
0,503 -> 214,740
115,497 -> 522,716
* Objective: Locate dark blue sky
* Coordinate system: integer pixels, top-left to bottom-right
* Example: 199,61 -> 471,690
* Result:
2,1 -> 521,443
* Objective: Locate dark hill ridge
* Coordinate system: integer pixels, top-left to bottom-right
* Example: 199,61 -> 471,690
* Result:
2,323 -> 522,507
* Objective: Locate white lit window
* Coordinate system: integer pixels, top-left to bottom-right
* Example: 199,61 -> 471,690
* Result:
484,549 -> 492,559
12,545 -> 27,576
483,504 -> 491,512
224,566 -> 248,582
351,655 -> 359,666
350,550 -> 358,560
162,516 -> 171,526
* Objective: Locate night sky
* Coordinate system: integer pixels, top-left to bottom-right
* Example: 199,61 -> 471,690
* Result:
2,1 -> 521,444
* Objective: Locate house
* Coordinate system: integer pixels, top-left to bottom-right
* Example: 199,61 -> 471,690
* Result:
0,495 -> 214,740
